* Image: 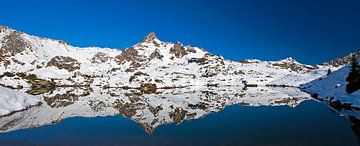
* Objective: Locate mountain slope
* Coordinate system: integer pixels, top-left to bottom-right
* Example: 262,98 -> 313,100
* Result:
0,25 -> 339,90
302,60 -> 360,108
0,86 -> 40,116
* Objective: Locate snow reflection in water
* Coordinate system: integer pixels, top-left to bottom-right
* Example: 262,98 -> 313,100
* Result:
0,86 -> 310,133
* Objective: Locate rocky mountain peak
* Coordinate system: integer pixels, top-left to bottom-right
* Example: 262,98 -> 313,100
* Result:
0,25 -> 12,32
142,32 -> 159,42
323,50 -> 360,67
281,57 -> 296,63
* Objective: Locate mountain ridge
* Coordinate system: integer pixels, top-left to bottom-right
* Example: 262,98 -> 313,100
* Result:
0,25 -> 357,128
0,25 -> 350,92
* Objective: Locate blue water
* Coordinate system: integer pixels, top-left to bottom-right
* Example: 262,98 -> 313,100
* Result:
0,100 -> 358,146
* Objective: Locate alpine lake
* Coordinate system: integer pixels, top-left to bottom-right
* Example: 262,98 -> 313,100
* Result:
0,86 -> 359,146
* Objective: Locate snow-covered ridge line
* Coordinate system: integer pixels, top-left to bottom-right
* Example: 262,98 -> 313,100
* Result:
0,25 -> 344,90
0,25 -> 356,123
302,59 -> 360,110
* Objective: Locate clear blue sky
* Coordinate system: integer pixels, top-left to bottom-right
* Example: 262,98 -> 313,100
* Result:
0,0 -> 359,64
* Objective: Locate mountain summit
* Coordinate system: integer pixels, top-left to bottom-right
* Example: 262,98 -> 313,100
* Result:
142,32 -> 159,42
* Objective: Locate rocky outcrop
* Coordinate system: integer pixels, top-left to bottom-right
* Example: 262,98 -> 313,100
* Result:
150,49 -> 163,60
44,93 -> 79,108
0,31 -> 30,56
169,107 -> 187,123
91,52 -> 109,63
140,83 -> 157,94
271,58 -> 316,72
46,56 -> 81,72
141,32 -> 158,43
170,42 -> 187,58
116,47 -> 145,65
323,50 -> 360,67
271,63 -> 306,72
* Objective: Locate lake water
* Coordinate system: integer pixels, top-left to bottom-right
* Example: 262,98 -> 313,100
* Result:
0,87 -> 359,146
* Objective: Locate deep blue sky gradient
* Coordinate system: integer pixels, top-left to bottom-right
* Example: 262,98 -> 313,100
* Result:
0,0 -> 359,64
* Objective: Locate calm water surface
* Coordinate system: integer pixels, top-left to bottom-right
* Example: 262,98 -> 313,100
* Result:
0,100 -> 358,146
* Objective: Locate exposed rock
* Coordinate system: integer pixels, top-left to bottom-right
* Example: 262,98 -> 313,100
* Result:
125,62 -> 142,72
198,58 -> 208,65
88,100 -> 107,112
141,32 -> 158,42
1,31 -> 30,56
58,40 -> 69,46
114,100 -> 137,118
323,50 -> 360,67
188,57 -> 208,65
0,26 -> 10,33
91,52 -> 109,63
271,61 -> 316,72
129,71 -> 149,82
115,55 -> 126,64
149,105 -> 162,116
234,70 -> 245,75
116,47 -> 145,64
122,47 -> 140,61
140,83 -> 157,94
188,102 -> 209,110
150,49 -> 163,60
329,99 -> 342,111
11,58 -> 25,65
170,42 -> 187,58
46,56 -> 81,72
44,93 -> 79,108
169,107 -> 187,124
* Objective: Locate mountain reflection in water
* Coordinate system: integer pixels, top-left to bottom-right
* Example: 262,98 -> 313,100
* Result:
0,86 -> 309,134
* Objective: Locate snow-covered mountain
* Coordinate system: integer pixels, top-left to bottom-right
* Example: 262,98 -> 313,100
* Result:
0,25 -> 358,134
322,50 -> 360,67
302,59 -> 360,109
0,25 -> 338,90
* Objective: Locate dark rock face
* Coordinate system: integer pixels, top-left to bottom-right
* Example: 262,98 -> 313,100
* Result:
115,54 -> 126,65
116,47 -> 145,65
329,100 -> 343,111
169,107 -> 187,123
150,49 -> 163,60
122,47 -> 140,61
140,83 -> 157,94
58,40 -> 69,46
129,71 -> 149,82
170,42 -> 187,58
323,50 -> 360,67
125,62 -> 142,72
271,62 -> 315,72
0,31 -> 30,56
91,52 -> 109,63
141,32 -> 158,42
115,102 -> 137,118
0,26 -> 10,34
46,56 -> 81,72
44,93 -> 79,108
233,70 -> 245,75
